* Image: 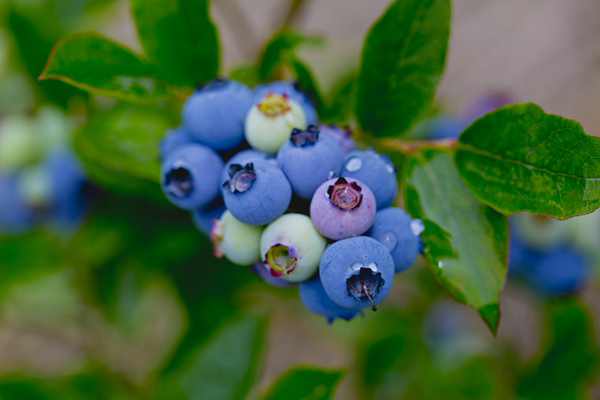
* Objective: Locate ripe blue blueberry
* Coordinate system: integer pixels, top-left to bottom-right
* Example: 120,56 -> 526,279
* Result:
253,81 -> 318,126
245,93 -> 307,153
318,124 -> 354,154
527,246 -> 589,295
367,208 -> 423,273
220,148 -> 270,187
222,159 -> 292,226
161,144 -> 223,210
182,78 -> 254,151
341,149 -> 397,210
319,236 -> 395,310
276,126 -> 343,199
0,172 -> 36,235
159,126 -> 196,161
191,202 -> 226,236
299,276 -> 361,323
260,213 -> 326,282
310,177 -> 376,240
42,148 -> 90,230
211,210 -> 264,265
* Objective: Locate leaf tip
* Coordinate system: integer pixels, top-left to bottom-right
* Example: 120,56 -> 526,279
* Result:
479,303 -> 501,336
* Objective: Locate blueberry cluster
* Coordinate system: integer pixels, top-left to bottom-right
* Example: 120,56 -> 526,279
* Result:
159,79 -> 424,322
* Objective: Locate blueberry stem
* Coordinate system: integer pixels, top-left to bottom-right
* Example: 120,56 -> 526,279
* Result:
359,276 -> 377,311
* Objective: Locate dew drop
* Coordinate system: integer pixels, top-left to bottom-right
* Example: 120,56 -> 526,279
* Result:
351,262 -> 363,271
345,157 -> 362,172
379,231 -> 398,252
367,262 -> 378,272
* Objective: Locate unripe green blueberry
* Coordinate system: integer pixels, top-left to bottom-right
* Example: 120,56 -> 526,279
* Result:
260,213 -> 326,282
211,210 -> 263,265
0,116 -> 40,170
245,93 -> 307,153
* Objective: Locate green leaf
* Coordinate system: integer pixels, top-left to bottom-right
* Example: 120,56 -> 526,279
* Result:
355,0 -> 450,137
455,103 -> 600,219
517,300 -> 599,400
73,104 -> 172,198
261,366 -> 346,400
285,56 -> 327,119
39,32 -> 170,102
258,29 -> 323,82
324,72 -> 355,124
170,316 -> 267,400
131,0 -> 219,87
403,149 -> 508,334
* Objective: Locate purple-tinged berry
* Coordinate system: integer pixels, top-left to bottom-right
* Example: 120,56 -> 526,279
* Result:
299,276 -> 361,323
368,208 -> 423,273
245,93 -> 307,153
182,78 -> 254,151
318,124 -> 354,154
222,159 -> 292,226
276,126 -> 343,199
159,126 -> 196,161
341,149 -> 397,210
210,210 -> 263,265
260,213 -> 326,282
310,177 -> 376,240
319,236 -> 395,310
253,81 -> 318,126
161,144 -> 223,210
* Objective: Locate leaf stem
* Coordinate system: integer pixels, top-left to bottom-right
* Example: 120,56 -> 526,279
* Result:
280,0 -> 312,28
353,129 -> 457,154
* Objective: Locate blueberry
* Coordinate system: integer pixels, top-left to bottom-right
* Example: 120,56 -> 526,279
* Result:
276,126 -> 343,199
161,144 -> 223,210
0,116 -> 40,170
182,78 -> 254,151
319,236 -> 395,310
368,208 -> 422,273
318,124 -> 354,154
159,126 -> 196,161
253,81 -> 318,126
527,246 -> 589,295
508,229 -> 543,276
310,177 -> 376,240
211,210 -> 263,265
191,202 -> 226,236
341,149 -> 397,210
42,148 -> 90,230
220,148 -> 270,187
222,159 -> 292,226
245,93 -> 307,153
0,172 -> 36,235
260,213 -> 326,282
462,91 -> 512,124
250,262 -> 296,287
299,276 -> 361,323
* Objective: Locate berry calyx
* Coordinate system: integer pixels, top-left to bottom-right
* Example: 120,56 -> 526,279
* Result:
346,267 -> 384,311
223,163 -> 256,194
258,93 -> 291,118
164,167 -> 193,198
264,244 -> 298,277
327,177 -> 363,211
290,125 -> 319,147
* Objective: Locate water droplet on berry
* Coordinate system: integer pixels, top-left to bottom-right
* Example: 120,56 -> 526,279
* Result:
351,262 -> 363,271
379,231 -> 398,252
411,219 -> 425,236
345,157 -> 362,172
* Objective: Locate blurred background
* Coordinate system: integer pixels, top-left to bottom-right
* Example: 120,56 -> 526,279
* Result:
0,0 -> 599,399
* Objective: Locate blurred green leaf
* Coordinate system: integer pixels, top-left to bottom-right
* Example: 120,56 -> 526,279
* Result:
258,29 -> 323,82
39,32 -> 170,102
7,6 -> 87,108
229,63 -> 259,87
455,103 -> 600,219
131,0 -> 219,88
403,149 -> 508,334
73,104 -> 173,198
324,72 -> 355,124
355,0 -> 450,137
517,300 -> 599,400
163,316 -> 267,400
260,366 -> 346,400
284,56 -> 327,120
